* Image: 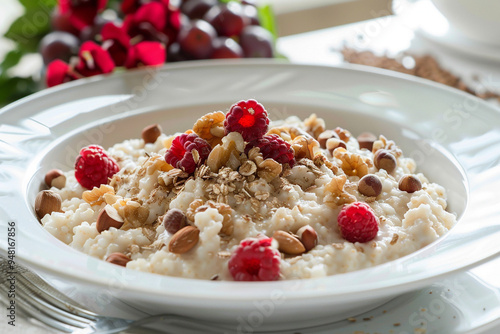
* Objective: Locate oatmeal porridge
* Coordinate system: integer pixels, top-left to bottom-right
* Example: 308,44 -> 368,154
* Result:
35,99 -> 456,281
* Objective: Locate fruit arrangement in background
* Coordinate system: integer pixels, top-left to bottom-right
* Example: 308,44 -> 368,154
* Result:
41,0 -> 277,87
0,0 -> 276,105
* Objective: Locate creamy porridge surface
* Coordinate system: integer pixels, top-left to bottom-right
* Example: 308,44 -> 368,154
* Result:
38,101 -> 456,281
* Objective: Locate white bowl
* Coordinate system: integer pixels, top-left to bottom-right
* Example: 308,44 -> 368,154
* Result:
430,0 -> 500,45
1,61 -> 500,331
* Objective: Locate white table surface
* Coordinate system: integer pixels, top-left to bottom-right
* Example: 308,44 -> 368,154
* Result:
3,0 -> 500,333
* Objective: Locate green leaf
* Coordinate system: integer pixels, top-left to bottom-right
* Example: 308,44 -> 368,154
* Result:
0,76 -> 39,107
257,4 -> 278,41
19,0 -> 57,11
5,7 -> 53,52
0,50 -> 24,77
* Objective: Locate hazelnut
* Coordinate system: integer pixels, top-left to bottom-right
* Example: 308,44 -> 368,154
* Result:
141,124 -> 162,144
44,169 -> 66,189
357,132 -> 377,151
358,174 -> 382,197
96,205 -> 124,233
398,175 -> 422,193
106,253 -> 131,267
163,208 -> 187,234
317,130 -> 339,149
326,138 -> 347,155
374,149 -> 397,174
35,190 -> 63,220
296,225 -> 318,252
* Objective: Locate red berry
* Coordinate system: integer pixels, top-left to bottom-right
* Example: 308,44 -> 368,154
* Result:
165,133 -> 211,174
75,145 -> 120,189
224,99 -> 269,142
245,134 -> 295,167
228,237 -> 281,281
337,202 -> 379,243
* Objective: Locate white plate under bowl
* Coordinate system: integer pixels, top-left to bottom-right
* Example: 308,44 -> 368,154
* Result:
1,60 -> 500,331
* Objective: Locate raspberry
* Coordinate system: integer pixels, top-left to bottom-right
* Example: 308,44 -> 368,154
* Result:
75,145 -> 120,189
245,134 -> 296,167
165,133 -> 211,174
337,202 -> 379,243
224,99 -> 269,142
228,237 -> 281,281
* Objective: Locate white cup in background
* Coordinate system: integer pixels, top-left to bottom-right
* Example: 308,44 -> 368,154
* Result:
430,0 -> 500,45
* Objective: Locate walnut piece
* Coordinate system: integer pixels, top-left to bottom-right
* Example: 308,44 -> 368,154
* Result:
247,147 -> 282,182
206,132 -> 244,172
303,114 -> 326,139
266,126 -> 311,142
291,135 -> 320,160
334,148 -> 369,178
194,200 -> 234,235
193,111 -> 226,148
82,184 -> 115,206
334,127 -> 352,142
111,198 -> 150,229
372,135 -> 402,158
324,174 -> 356,207
145,154 -> 172,175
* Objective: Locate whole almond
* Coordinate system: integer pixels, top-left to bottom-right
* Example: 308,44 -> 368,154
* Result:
142,124 -> 162,144
169,226 -> 200,254
296,225 -> 318,252
106,253 -> 131,267
96,205 -> 124,233
273,230 -> 305,255
44,169 -> 66,189
35,190 -> 62,220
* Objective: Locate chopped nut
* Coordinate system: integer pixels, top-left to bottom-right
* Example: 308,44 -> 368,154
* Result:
324,174 -> 356,208
266,126 -> 311,142
83,184 -> 115,206
35,190 -> 63,220
334,148 -> 369,178
303,113 -> 326,139
194,200 -> 234,235
390,233 -> 399,245
372,135 -> 402,158
186,199 -> 205,222
291,135 -> 320,160
334,127 -> 351,142
206,132 -> 244,172
326,137 -> 347,155
193,111 -> 226,147
317,130 -> 339,148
